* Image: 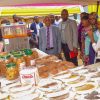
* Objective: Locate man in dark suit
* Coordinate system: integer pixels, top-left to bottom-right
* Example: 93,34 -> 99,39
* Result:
30,16 -> 43,48
39,16 -> 61,55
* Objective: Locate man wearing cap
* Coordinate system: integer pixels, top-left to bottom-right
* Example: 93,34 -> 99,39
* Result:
39,16 -> 61,55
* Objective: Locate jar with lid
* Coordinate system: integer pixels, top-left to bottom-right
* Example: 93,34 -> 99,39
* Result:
24,49 -> 35,67
1,23 -> 15,39
0,55 -> 13,77
6,63 -> 18,80
13,54 -> 25,71
14,22 -> 27,37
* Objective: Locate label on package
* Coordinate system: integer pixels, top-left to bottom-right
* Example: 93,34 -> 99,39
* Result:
20,73 -> 35,85
4,39 -> 9,45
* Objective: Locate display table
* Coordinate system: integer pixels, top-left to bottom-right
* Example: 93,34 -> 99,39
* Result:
0,49 -> 100,100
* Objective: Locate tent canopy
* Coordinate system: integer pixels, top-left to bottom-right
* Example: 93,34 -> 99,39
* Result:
0,0 -> 98,6
1,6 -> 81,16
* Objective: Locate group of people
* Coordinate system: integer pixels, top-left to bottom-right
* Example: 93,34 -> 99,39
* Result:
30,9 -> 78,66
0,9 -> 100,66
30,9 -> 100,66
78,12 -> 100,65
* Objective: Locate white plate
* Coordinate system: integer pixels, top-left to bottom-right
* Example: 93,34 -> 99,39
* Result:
61,74 -> 80,82
46,88 -> 70,98
1,81 -> 21,92
65,76 -> 87,87
38,79 -> 62,92
0,78 -> 19,87
69,66 -> 84,72
10,87 -> 35,98
10,93 -> 39,100
53,71 -> 71,79
73,82 -> 98,95
76,69 -> 88,74
10,84 -> 33,93
0,93 -> 9,100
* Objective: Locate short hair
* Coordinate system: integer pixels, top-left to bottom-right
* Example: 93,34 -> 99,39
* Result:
81,15 -> 89,20
61,9 -> 68,13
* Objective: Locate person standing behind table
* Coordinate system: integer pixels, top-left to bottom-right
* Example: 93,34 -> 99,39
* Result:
30,16 -> 43,48
81,15 -> 98,66
88,12 -> 98,64
89,19 -> 100,63
59,9 -> 78,66
13,15 -> 22,23
39,16 -> 61,55
78,12 -> 89,52
49,14 -> 57,26
55,16 -> 62,26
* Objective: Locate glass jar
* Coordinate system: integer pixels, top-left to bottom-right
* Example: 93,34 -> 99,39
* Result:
6,63 -> 18,80
24,49 -> 35,67
1,23 -> 15,39
13,54 -> 25,71
0,55 -> 13,77
14,22 -> 27,37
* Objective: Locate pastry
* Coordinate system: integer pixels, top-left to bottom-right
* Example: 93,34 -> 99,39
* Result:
39,72 -> 49,78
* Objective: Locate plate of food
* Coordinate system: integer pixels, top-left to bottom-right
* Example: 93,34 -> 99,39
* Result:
65,76 -> 87,87
38,79 -> 62,92
1,81 -> 21,92
0,92 -> 9,100
46,88 -> 70,100
69,66 -> 84,72
73,82 -> 97,94
53,71 -> 71,79
10,86 -> 35,98
91,72 -> 100,81
61,74 -> 80,82
10,93 -> 39,100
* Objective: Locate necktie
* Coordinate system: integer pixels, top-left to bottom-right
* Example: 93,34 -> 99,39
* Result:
47,27 -> 50,49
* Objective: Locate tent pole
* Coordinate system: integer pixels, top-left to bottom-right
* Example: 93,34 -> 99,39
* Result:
96,1 -> 100,14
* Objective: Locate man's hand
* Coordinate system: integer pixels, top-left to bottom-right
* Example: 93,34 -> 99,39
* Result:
73,47 -> 78,54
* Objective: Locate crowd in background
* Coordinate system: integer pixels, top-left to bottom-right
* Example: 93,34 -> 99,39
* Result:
0,9 -> 100,66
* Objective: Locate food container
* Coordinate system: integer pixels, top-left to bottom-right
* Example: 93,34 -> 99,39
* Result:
0,55 -> 13,77
38,79 -> 62,92
24,49 -> 35,66
10,93 -> 39,100
14,22 -> 27,37
6,63 -> 19,80
53,71 -> 71,79
72,82 -> 97,95
20,67 -> 39,85
61,74 -> 80,82
10,85 -> 35,98
65,76 -> 87,87
0,92 -> 9,100
46,88 -> 70,100
1,23 -> 15,39
13,54 -> 25,71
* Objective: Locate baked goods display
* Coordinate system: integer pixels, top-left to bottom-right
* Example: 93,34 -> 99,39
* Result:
37,60 -> 75,78
0,49 -> 100,100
